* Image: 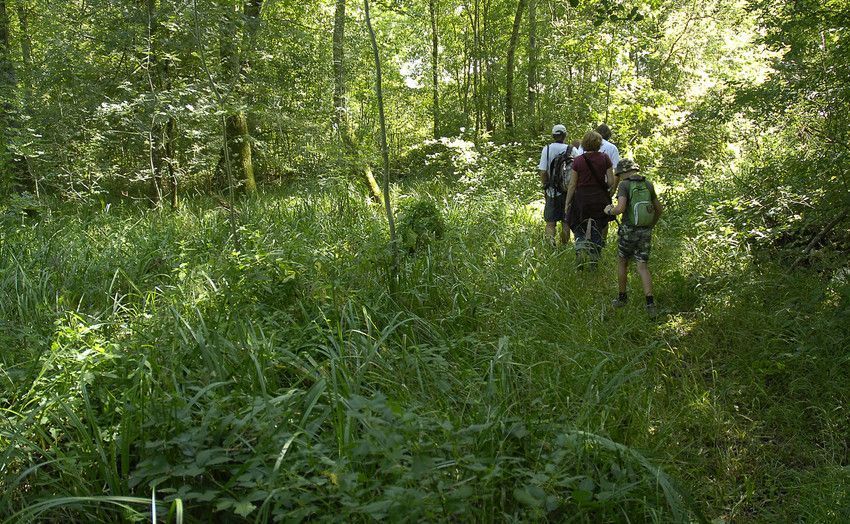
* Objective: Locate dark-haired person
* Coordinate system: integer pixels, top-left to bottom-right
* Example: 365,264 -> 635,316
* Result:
576,124 -> 620,169
537,124 -> 574,246
565,130 -> 616,266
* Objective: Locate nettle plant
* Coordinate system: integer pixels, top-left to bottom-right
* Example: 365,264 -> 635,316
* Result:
395,197 -> 445,254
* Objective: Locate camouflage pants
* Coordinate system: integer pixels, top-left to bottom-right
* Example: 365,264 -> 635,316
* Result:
617,224 -> 653,262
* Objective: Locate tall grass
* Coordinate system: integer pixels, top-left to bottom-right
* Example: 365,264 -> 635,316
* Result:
1,153 -> 848,522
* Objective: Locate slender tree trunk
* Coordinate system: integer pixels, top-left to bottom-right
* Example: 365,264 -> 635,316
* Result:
428,0 -> 439,139
146,0 -> 164,205
165,112 -> 178,209
604,44 -> 614,123
332,0 -> 382,202
363,0 -> 396,257
505,0 -> 526,129
482,0 -> 493,132
225,111 -> 254,192
15,2 -> 34,188
14,3 -> 31,100
461,31 -> 470,120
0,0 -> 26,189
217,0 -> 261,193
527,0 -> 538,132
466,2 -> 481,135
332,0 -> 348,145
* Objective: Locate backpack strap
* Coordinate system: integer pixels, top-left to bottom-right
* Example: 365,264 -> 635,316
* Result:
582,153 -> 609,195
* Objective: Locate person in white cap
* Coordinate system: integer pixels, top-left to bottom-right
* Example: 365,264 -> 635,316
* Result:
537,124 -> 575,245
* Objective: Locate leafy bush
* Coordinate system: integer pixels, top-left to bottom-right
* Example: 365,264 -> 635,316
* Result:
399,137 -> 480,179
395,197 -> 445,253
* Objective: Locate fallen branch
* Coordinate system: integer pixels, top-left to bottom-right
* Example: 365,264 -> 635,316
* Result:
793,210 -> 849,267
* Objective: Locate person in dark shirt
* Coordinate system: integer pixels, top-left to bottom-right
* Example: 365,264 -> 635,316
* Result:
565,131 -> 616,266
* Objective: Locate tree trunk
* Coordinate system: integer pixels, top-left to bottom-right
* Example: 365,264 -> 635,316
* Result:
146,0 -> 164,205
14,3 -> 31,100
363,0 -> 397,254
332,0 -> 348,146
466,2 -> 481,135
482,0 -> 493,132
0,0 -> 26,189
604,44 -> 614,123
225,111 -> 255,192
217,0 -> 261,194
165,112 -> 178,209
428,0 -> 439,139
505,0 -> 526,129
145,0 -> 179,207
461,30 -> 470,120
527,0 -> 538,132
332,0 -> 382,202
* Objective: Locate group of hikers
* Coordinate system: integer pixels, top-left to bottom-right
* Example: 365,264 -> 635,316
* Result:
536,124 -> 664,316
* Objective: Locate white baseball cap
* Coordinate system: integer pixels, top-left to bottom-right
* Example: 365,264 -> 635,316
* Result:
552,124 -> 566,135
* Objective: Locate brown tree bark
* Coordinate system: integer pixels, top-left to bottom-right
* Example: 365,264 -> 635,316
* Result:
504,0 -> 526,129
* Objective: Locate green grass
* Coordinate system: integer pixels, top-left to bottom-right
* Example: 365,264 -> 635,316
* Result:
1,161 -> 848,522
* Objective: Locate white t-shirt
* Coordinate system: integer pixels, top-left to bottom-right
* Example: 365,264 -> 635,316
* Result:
575,139 -> 620,170
538,143 -> 573,173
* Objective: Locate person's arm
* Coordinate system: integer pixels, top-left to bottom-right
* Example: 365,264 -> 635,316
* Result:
650,196 -> 663,227
564,170 -> 578,215
605,179 -> 627,216
610,146 -> 620,172
606,167 -> 617,197
538,146 -> 549,189
606,196 -> 627,216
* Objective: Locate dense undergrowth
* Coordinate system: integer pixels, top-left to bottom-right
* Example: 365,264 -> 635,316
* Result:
1,140 -> 849,522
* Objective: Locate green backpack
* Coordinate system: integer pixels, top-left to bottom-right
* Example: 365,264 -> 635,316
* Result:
625,177 -> 655,227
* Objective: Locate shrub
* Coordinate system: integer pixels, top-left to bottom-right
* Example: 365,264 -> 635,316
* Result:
395,197 -> 445,253
399,137 -> 479,179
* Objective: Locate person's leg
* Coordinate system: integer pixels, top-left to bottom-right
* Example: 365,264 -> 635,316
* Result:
559,221 -> 570,244
545,221 -> 556,246
618,257 -> 629,293
636,261 -> 653,297
613,256 -> 629,307
637,260 -> 657,316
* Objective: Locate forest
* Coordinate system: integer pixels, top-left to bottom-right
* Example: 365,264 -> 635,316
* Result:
0,0 -> 848,521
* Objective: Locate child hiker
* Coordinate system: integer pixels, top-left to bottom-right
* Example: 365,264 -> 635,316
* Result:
604,159 -> 664,317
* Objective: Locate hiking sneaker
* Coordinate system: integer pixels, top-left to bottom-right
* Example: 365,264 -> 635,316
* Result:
612,296 -> 628,308
646,303 -> 658,318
